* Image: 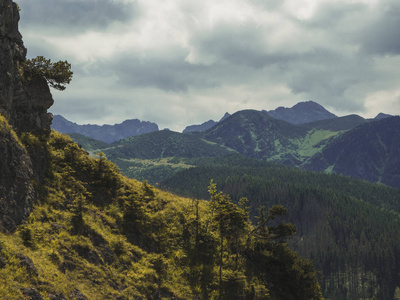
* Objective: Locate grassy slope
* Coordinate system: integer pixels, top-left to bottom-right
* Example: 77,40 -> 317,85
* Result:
0,130 -> 322,299
1,132 -> 200,299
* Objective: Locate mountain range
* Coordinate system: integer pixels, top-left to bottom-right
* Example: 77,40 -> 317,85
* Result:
52,114 -> 159,143
65,104 -> 398,189
53,100 -> 359,142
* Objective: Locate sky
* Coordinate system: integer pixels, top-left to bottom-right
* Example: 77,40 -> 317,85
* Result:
17,0 -> 400,131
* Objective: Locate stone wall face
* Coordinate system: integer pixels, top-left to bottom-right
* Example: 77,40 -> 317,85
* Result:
0,0 -> 54,134
0,122 -> 35,232
0,0 -> 54,231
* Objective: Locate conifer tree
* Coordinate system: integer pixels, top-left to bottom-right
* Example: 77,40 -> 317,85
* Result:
22,56 -> 73,91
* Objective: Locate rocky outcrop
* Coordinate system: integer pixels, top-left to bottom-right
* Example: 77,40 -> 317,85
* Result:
0,0 -> 54,134
0,118 -> 35,232
0,0 -> 54,232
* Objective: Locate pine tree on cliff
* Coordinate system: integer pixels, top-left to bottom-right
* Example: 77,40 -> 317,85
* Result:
22,56 -> 73,91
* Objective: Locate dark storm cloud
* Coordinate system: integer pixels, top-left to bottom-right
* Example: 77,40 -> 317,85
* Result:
287,48 -> 372,91
19,0 -> 138,33
358,4 -> 400,55
104,55 -> 221,92
189,23 -> 292,68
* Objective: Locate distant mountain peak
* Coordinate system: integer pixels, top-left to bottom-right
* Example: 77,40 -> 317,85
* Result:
51,115 -> 159,143
374,113 -> 393,120
183,120 -> 217,133
182,112 -> 232,133
265,101 -> 337,124
219,112 -> 231,122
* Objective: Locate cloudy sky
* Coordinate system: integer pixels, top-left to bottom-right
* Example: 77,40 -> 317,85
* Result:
17,0 -> 400,131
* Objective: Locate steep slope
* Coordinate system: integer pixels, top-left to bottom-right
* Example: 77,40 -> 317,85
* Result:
52,115 -> 159,143
0,129 -> 323,299
305,116 -> 400,188
67,133 -> 109,153
0,0 -> 53,134
0,0 -> 53,233
0,116 -> 35,232
265,101 -> 337,124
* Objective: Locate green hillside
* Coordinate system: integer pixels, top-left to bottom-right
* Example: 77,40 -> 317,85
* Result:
159,155 -> 400,299
66,111 -> 345,183
67,130 -> 237,184
0,127 -> 322,299
67,133 -> 109,154
199,110 -> 346,166
306,116 -> 400,188
107,130 -> 236,160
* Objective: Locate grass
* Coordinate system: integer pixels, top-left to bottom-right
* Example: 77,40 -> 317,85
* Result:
295,129 -> 342,158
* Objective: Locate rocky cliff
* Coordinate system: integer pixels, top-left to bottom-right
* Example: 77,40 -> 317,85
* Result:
0,117 -> 35,232
0,0 -> 54,232
0,0 -> 53,134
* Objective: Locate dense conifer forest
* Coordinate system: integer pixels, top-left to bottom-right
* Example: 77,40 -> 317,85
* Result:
160,155 -> 400,299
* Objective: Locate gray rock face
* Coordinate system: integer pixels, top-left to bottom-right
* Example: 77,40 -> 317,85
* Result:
0,0 -> 54,232
0,0 -> 54,134
0,120 -> 35,232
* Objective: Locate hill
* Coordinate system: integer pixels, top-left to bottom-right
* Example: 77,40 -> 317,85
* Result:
0,123 -> 323,299
67,133 -> 109,153
95,130 -> 236,182
52,115 -> 159,143
201,109 -> 340,166
159,155 -> 400,299
305,116 -> 400,188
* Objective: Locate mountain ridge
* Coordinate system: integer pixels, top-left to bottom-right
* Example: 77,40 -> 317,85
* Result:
305,116 -> 400,188
70,108 -> 400,189
264,100 -> 337,124
52,114 -> 159,143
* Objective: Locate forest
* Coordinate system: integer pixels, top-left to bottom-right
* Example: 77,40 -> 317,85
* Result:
159,155 -> 400,299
